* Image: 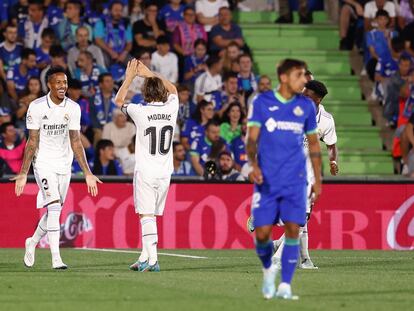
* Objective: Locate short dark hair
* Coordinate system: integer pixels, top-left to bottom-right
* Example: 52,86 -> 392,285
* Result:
21,48 -> 36,60
68,79 -> 82,89
41,27 -> 56,39
206,55 -> 221,68
49,45 -> 66,58
5,23 -> 17,31
96,139 -> 114,153
156,35 -> 170,45
205,120 -> 220,131
110,0 -> 124,9
305,80 -> 328,99
173,141 -> 183,152
277,58 -> 307,77
98,73 -> 113,84
0,122 -> 14,135
46,66 -> 66,82
177,84 -> 190,93
144,1 -> 157,9
376,9 -> 390,19
142,77 -> 168,103
238,53 -> 252,63
400,54 -> 412,63
194,38 -> 207,49
223,71 -> 238,82
28,0 -> 44,10
184,6 -> 195,14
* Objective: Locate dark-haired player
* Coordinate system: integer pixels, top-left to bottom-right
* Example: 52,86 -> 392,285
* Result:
247,59 -> 322,299
114,59 -> 178,272
12,66 -> 102,269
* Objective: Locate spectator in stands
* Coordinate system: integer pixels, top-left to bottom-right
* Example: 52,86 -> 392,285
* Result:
0,81 -> 17,117
383,55 -> 412,128
127,48 -> 152,102
94,0 -> 133,65
19,0 -> 49,49
193,55 -> 223,104
67,79 -> 94,143
58,0 -> 91,50
231,119 -> 247,171
222,41 -> 242,73
216,150 -> 245,181
9,0 -> 29,27
92,139 -> 123,176
172,142 -> 196,176
40,44 -> 72,94
339,0 -> 367,50
0,122 -> 25,174
401,3 -> 414,57
401,107 -> 414,176
0,23 -> 23,81
177,84 -> 192,129
181,100 -> 214,149
34,27 -> 55,70
195,0 -> 229,33
102,109 -> 136,154
183,38 -> 208,85
67,26 -> 106,74
364,0 -> 396,31
173,7 -> 207,58
220,72 -> 246,116
85,1 -> 106,28
151,35 -> 179,83
247,74 -> 272,107
116,135 -> 136,176
190,120 -> 224,176
159,0 -> 185,33
132,2 -> 166,54
237,53 -> 257,100
47,0 -> 66,30
0,107 -> 12,126
15,77 -> 43,129
397,0 -> 414,29
90,73 -> 117,141
209,7 -> 244,54
128,0 -> 145,25
220,102 -> 244,144
275,0 -> 312,24
6,48 -> 38,101
73,50 -> 107,97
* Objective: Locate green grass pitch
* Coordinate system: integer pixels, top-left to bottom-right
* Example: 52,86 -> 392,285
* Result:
0,249 -> 413,311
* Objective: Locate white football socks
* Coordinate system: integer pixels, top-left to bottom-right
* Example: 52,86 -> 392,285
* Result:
46,203 -> 62,263
31,212 -> 48,245
299,224 -> 310,261
140,216 -> 158,266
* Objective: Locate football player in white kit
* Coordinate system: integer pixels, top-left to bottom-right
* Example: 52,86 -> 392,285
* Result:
114,59 -> 178,272
271,79 -> 339,269
11,66 -> 102,269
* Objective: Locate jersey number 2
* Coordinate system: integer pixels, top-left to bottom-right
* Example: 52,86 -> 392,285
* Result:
144,126 -> 174,155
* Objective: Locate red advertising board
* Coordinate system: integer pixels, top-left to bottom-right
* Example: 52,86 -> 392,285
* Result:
0,182 -> 413,250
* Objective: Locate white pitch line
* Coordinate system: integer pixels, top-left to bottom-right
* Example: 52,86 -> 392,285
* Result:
75,247 -> 208,259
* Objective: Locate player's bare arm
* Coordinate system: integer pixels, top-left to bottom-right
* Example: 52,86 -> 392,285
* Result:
69,130 -> 102,196
246,126 -> 263,185
326,144 -> 339,176
307,133 -> 322,201
115,59 -> 139,108
10,129 -> 39,196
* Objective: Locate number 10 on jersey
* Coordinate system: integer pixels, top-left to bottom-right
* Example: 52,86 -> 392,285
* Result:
144,126 -> 174,155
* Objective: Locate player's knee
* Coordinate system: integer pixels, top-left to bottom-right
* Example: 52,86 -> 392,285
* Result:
255,226 -> 272,242
139,213 -> 155,219
284,222 -> 300,238
46,203 -> 62,231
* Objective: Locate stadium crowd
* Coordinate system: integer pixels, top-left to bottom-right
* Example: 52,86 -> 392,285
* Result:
339,0 -> 414,175
0,0 -> 261,181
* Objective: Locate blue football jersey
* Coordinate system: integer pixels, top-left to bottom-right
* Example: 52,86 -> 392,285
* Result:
248,90 -> 317,186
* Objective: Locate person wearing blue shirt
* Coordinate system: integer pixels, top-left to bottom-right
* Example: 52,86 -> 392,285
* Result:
0,24 -> 23,78
190,120 -> 228,176
159,0 -> 185,33
6,48 -> 39,102
92,139 -> 123,176
231,134 -> 247,169
172,142 -> 196,176
183,38 -> 209,85
34,28 -> 55,70
94,0 -> 133,65
246,59 -> 322,300
181,100 -> 214,150
47,0 -> 65,31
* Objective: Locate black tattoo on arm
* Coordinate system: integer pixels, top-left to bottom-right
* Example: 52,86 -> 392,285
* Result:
69,130 -> 92,175
20,130 -> 39,175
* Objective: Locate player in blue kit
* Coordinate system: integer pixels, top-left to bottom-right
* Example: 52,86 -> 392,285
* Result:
247,59 -> 322,300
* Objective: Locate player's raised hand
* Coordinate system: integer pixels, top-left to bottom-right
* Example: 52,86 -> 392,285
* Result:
137,60 -> 153,78
125,59 -> 138,81
10,173 -> 28,197
85,174 -> 103,197
249,164 -> 264,185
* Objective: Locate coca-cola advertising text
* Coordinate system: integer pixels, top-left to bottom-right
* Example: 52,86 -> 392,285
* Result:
0,182 -> 413,250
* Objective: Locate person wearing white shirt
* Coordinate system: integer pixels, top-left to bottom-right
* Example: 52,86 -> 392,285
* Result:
102,109 -> 136,154
151,36 -> 178,84
364,0 -> 396,30
193,55 -> 223,104
195,0 -> 229,32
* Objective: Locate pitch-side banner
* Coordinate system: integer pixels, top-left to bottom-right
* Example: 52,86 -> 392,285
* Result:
1,183 -> 413,250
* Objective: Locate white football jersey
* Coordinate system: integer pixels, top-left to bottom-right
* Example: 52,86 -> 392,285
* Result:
26,93 -> 81,174
305,104 -> 337,182
123,93 -> 179,178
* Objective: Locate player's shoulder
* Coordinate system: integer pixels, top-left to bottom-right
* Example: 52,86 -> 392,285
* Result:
29,95 -> 48,108
65,97 -> 81,111
295,94 -> 316,110
320,108 -> 334,121
252,90 -> 273,105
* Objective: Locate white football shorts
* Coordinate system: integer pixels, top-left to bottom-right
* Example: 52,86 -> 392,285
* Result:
133,172 -> 171,216
33,166 -> 71,209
